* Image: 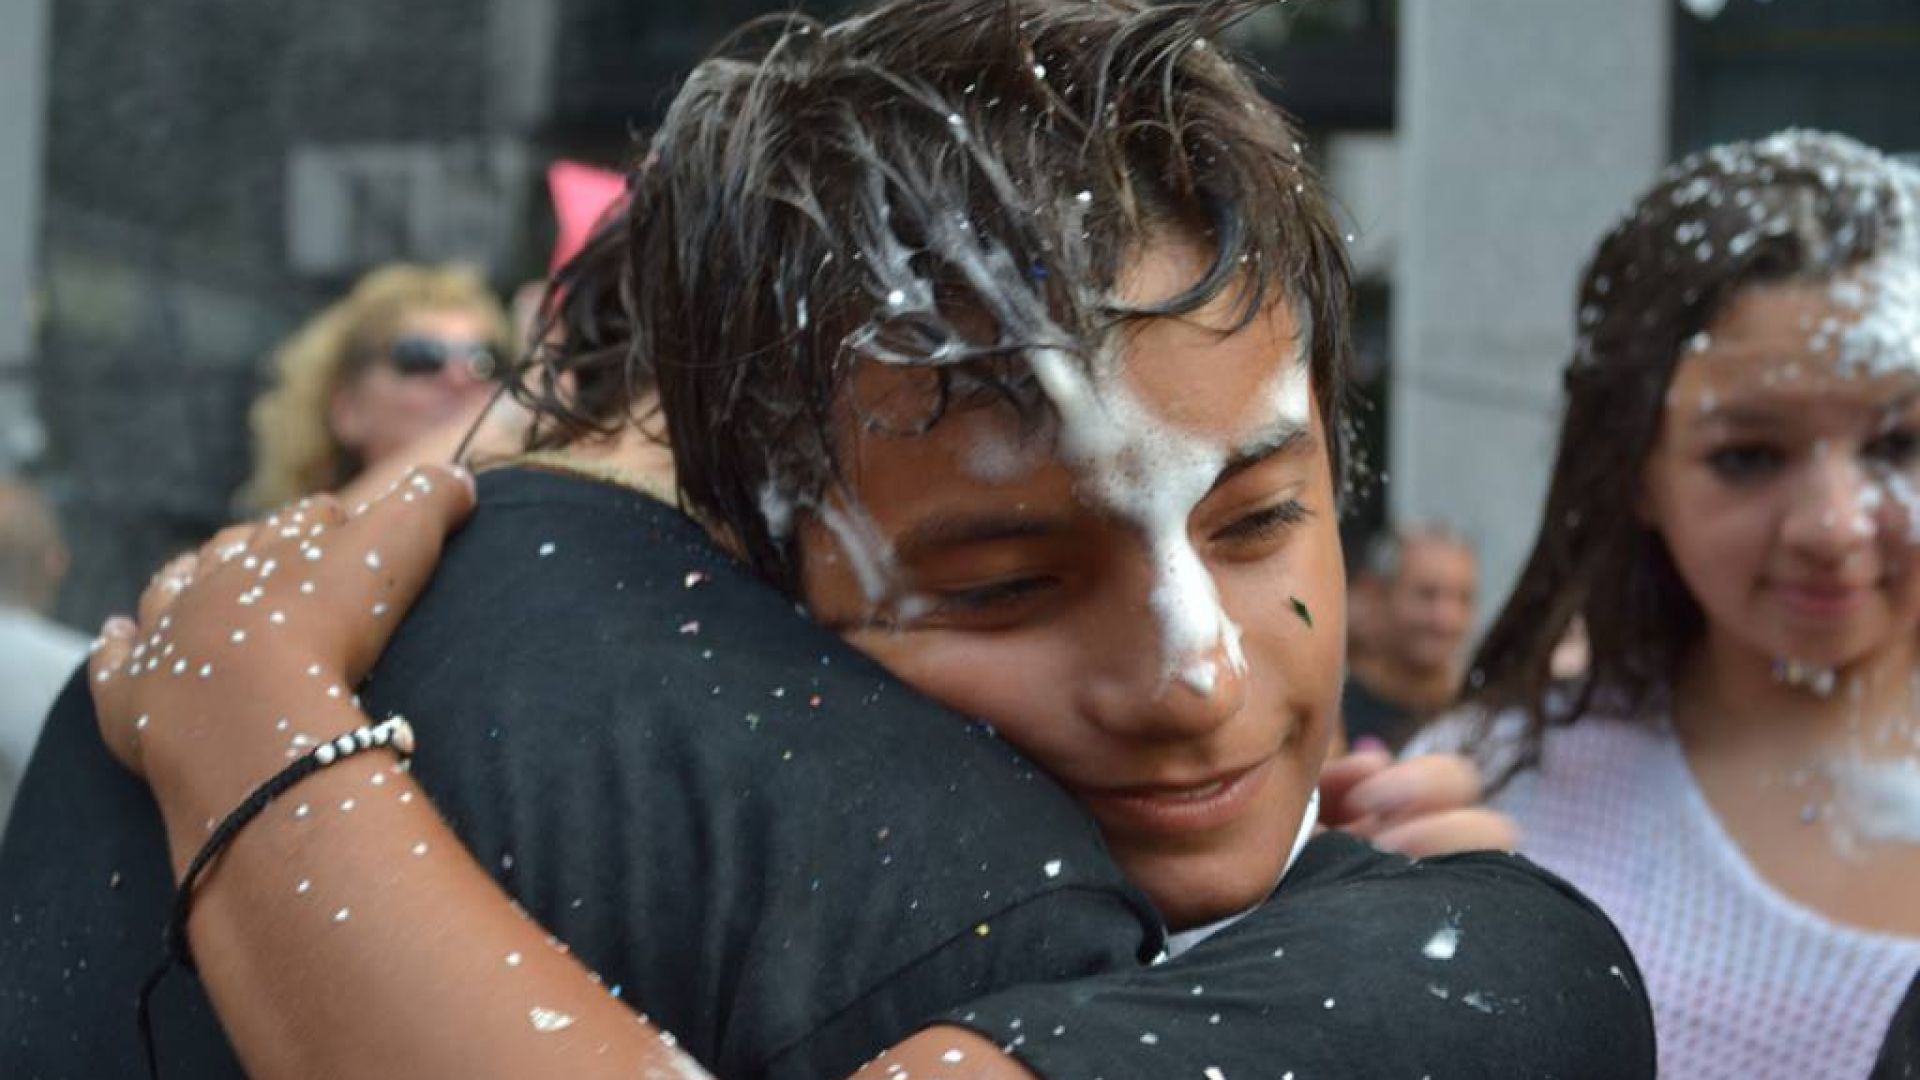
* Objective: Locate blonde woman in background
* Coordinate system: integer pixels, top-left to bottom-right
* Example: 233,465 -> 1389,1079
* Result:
241,263 -> 516,512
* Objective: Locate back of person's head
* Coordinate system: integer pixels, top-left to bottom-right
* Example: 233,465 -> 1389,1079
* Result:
0,481 -> 70,614
243,263 -> 511,511
1467,130 -> 1920,774
1362,523 -> 1473,585
538,0 -> 1352,599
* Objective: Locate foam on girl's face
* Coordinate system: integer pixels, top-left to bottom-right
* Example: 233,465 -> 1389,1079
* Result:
1831,257 -> 1920,379
1828,754 -> 1920,846
1661,251 -> 1920,848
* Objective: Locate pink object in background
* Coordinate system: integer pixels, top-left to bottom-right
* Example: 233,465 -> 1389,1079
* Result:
547,161 -> 626,273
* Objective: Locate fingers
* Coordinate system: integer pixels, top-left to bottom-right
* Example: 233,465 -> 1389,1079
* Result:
1372,808 -> 1520,858
86,616 -> 146,774
319,465 -> 477,679
1340,753 -> 1485,826
1316,746 -> 1393,825
203,523 -> 260,567
141,552 -> 200,628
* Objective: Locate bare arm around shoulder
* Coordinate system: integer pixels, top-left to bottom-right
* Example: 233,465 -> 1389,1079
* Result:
90,466 -> 1035,1080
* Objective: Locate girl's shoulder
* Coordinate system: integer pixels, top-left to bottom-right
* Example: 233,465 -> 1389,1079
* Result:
1405,685 -> 1674,792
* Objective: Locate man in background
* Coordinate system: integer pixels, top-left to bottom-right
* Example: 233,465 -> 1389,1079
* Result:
0,480 -> 88,834
1344,524 -> 1478,752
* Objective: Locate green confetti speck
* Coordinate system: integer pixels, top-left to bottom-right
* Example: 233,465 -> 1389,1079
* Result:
1290,596 -> 1313,629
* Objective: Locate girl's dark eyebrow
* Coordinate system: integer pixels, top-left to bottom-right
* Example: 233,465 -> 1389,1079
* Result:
1876,389 -> 1920,419
1691,389 -> 1920,432
1691,405 -> 1789,431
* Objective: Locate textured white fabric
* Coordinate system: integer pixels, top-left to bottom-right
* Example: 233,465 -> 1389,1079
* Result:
0,607 -> 89,837
1413,712 -> 1920,1080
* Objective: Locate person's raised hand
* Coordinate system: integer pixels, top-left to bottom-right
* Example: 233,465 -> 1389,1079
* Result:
88,465 -> 475,867
1319,748 -> 1519,858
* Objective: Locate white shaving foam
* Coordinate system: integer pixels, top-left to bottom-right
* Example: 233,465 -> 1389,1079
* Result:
965,428 -> 1045,484
816,499 -> 901,606
1025,342 -> 1310,692
1834,258 -> 1920,378
1829,756 -> 1920,844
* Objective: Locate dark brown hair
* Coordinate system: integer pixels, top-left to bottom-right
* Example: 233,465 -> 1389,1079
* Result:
522,0 -> 1353,598
1463,130 -> 1920,787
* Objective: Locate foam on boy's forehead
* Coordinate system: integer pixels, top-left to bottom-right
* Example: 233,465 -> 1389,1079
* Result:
716,16 -> 1339,624
1028,334 -> 1312,693
838,124 -> 1313,683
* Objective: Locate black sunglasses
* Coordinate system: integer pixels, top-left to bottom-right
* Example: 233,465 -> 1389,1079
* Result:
387,336 -> 501,380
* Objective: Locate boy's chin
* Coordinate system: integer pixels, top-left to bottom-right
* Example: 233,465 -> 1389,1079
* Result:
1124,838 -> 1295,933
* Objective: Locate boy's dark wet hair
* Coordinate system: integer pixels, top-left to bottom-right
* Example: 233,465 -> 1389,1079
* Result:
1463,130 -> 1920,788
527,0 -> 1353,597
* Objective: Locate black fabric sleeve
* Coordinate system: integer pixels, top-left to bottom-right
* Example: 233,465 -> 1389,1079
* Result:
761,885 -> 1157,1080
342,470 -> 1165,1079
0,671 -> 247,1078
945,834 -> 1657,1080
1872,975 -> 1920,1080
0,471 -> 1163,1079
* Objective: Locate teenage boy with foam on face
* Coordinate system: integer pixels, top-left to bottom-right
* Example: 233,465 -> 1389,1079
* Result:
17,2 -> 1645,1078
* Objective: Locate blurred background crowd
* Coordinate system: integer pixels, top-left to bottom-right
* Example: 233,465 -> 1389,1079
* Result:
0,0 -> 1916,838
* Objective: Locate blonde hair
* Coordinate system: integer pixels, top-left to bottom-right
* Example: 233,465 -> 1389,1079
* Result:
241,263 -> 510,512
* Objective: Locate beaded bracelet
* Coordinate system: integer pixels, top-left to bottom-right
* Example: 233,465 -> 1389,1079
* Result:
136,715 -> 416,1079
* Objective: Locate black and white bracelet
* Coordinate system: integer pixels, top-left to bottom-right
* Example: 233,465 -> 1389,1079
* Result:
136,715 -> 416,1079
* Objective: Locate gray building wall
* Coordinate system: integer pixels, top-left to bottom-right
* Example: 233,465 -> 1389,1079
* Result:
31,0 -> 856,630
1390,0 -> 1672,619
36,0 -> 528,629
0,0 -> 49,474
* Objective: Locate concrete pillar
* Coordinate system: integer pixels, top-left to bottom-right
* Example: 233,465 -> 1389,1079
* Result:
0,0 -> 49,472
1391,0 -> 1672,616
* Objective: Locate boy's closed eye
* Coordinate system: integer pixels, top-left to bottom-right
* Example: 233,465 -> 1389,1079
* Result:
1211,499 -> 1312,548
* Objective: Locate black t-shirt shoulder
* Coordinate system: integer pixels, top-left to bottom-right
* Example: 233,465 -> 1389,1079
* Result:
0,468 -> 1160,1080
948,831 -> 1657,1080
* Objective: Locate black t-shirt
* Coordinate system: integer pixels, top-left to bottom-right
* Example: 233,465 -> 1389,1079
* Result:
1874,978 -> 1920,1080
949,831 -> 1658,1079
0,467 -> 1161,1079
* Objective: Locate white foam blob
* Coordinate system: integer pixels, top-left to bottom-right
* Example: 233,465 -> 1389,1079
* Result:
1829,756 -> 1920,844
1422,921 -> 1460,961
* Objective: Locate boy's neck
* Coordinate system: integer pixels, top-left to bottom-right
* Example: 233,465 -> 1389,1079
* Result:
521,416 -> 678,503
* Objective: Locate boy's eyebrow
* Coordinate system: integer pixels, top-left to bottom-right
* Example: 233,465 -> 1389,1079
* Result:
893,423 -> 1312,559
893,512 -> 1075,560
1212,421 -> 1313,491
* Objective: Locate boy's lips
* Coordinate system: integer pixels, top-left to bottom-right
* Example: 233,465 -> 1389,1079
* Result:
1077,759 -> 1271,839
